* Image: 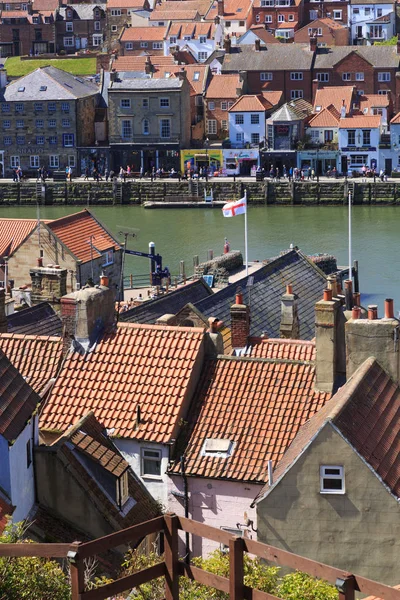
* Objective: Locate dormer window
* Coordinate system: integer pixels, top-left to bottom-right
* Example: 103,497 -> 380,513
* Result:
169,36 -> 177,44
116,471 -> 129,508
67,9 -> 73,18
199,35 -> 207,43
201,438 -> 235,458
184,35 -> 191,41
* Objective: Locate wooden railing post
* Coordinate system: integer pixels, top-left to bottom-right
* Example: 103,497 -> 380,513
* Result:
68,542 -> 85,600
229,537 -> 244,600
336,575 -> 356,600
165,514 -> 179,600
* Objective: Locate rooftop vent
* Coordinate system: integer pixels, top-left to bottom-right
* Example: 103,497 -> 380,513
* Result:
202,437 -> 235,458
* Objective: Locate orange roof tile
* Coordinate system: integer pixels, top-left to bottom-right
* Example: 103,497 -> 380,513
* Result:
250,338 -> 316,361
205,0 -> 252,20
151,0 -> 212,16
114,54 -> 175,71
168,21 -> 215,38
0,218 -> 39,257
229,94 -> 271,112
0,334 -> 63,396
154,64 -> 209,95
391,111 -> 400,124
107,0 -> 147,7
32,0 -> 58,9
1,10 -> 29,17
205,73 -> 241,99
276,20 -> 297,29
308,106 -> 340,128
313,85 -> 354,115
338,115 -> 381,128
149,8 -> 199,20
40,322 -> 205,442
169,355 -> 330,482
46,210 -> 120,264
248,25 -> 280,44
121,26 -> 167,42
358,94 -> 390,111
261,90 -> 283,106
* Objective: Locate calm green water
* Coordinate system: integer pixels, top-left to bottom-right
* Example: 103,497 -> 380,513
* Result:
1,204 -> 399,311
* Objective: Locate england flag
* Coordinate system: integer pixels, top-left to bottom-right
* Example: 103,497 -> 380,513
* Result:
222,195 -> 247,218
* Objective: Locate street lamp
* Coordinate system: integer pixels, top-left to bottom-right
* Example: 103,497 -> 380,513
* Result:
316,140 -> 320,182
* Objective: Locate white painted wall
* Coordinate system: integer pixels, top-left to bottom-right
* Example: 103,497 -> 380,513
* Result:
349,4 -> 394,42
338,125 -> 380,170
167,475 -> 260,558
229,110 -> 265,147
114,438 -> 170,508
9,418 -> 37,523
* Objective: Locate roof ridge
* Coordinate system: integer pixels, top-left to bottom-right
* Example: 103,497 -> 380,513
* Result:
0,333 -> 62,343
329,356 -> 378,422
117,321 -> 205,334
216,354 -> 314,367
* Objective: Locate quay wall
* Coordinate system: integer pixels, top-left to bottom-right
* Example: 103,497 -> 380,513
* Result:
0,180 -> 400,206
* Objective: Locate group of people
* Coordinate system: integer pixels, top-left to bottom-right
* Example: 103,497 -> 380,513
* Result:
361,165 -> 388,182
12,166 -> 23,182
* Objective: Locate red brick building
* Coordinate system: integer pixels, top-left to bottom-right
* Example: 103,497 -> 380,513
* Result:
205,73 -> 244,138
251,0 -> 304,38
304,0 -> 349,26
0,0 -> 57,57
55,4 -> 106,53
222,42 -> 315,101
294,17 -> 349,45
119,26 -> 166,55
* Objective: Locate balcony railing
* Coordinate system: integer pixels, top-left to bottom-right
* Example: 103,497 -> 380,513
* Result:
2,514 -> 400,600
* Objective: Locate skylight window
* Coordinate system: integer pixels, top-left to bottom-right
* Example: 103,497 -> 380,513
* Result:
18,86 -> 25,92
39,85 -> 47,91
202,438 -> 235,458
193,71 -> 200,81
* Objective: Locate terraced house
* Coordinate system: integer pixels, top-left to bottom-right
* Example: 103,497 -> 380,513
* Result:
0,65 -> 99,177
0,0 -> 57,57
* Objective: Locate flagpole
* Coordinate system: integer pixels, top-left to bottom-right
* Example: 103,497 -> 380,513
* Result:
244,189 -> 248,276
348,189 -> 352,283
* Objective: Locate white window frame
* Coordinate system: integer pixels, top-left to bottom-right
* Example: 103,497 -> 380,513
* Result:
207,119 -> 217,134
49,155 -> 59,168
288,14 -> 294,21
208,101 -> 215,110
333,10 -> 342,20
235,114 -> 244,125
159,97 -> 170,108
356,72 -> 364,81
378,72 -> 390,82
111,8 -> 121,15
120,98 -> 131,109
153,42 -> 162,49
66,21 -> 73,32
251,113 -> 260,124
160,118 -> 171,139
142,118 -> 149,135
48,119 -> 56,128
251,132 -> 260,144
141,447 -> 162,478
64,36 -> 74,47
199,35 -> 207,43
342,72 -> 351,81
291,90 -> 303,99
378,89 -> 389,95
125,42 -> 133,50
30,155 -> 40,168
10,156 -> 20,168
320,465 -> 345,494
221,101 -> 227,110
265,15 -> 272,22
198,51 -> 208,61
317,72 -> 329,82
221,119 -> 227,130
220,527 -> 243,553
102,249 -> 114,266
68,155 -> 76,168
290,72 -> 303,80
260,72 -> 273,81
94,20 -> 101,31
111,25 -> 118,32
278,14 -> 285,22
121,119 -> 132,139
92,34 -> 103,46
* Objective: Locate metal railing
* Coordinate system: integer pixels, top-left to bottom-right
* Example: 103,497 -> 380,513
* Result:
2,515 -> 400,600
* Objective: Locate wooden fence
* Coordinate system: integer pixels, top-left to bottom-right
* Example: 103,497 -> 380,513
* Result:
1,514 -> 400,600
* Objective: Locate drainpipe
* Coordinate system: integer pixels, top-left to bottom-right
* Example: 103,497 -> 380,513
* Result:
180,455 -> 190,563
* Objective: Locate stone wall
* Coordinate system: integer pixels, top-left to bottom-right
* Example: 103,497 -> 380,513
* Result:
1,180 -> 400,206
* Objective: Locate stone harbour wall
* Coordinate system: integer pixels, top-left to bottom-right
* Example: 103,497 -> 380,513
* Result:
0,179 -> 400,205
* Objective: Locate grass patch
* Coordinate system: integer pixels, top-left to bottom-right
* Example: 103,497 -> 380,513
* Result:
5,56 -> 97,77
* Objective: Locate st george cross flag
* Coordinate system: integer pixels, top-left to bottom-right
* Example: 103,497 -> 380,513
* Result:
222,195 -> 247,218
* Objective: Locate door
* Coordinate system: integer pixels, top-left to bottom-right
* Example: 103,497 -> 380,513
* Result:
75,37 -> 81,49
81,37 -> 87,48
357,26 -> 362,38
385,158 -> 392,175
341,155 -> 348,175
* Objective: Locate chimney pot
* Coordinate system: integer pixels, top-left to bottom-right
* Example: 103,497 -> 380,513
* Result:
344,279 -> 353,311
352,306 -> 361,320
323,288 -> 332,301
368,304 -> 378,320
286,284 -> 293,295
255,38 -> 261,52
100,272 -> 109,287
384,298 -> 394,319
235,289 -> 243,305
231,290 -> 250,348
353,292 -> 360,307
37,257 -> 43,267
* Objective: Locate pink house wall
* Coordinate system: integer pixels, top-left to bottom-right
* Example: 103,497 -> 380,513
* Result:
168,475 -> 261,558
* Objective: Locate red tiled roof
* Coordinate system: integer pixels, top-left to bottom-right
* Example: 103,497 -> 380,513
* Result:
229,94 -> 271,112
261,90 -> 283,107
0,334 -> 63,396
168,21 -> 215,37
40,323 -> 205,442
1,10 -> 29,17
32,0 -> 59,10
121,26 -> 167,42
0,349 -> 41,443
205,73 -> 241,99
205,0 -> 252,20
114,54 -> 175,71
255,357 -> 400,503
313,85 -> 354,116
46,210 -> 120,264
149,8 -> 199,20
70,429 -> 128,476
391,111 -> 400,124
339,115 -> 381,128
276,20 -> 297,29
248,25 -> 279,44
250,338 -> 316,361
154,64 -> 209,95
364,585 -> 400,600
358,94 -> 390,111
0,493 -> 13,535
151,0 -> 211,16
0,218 -> 39,257
107,0 -> 146,7
169,355 -> 330,482
308,105 -> 340,128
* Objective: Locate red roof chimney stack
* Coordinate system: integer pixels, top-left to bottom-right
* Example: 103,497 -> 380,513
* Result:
231,288 -> 250,348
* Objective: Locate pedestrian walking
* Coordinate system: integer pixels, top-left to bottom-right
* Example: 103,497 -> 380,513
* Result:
84,167 -> 89,181
105,168 -> 109,182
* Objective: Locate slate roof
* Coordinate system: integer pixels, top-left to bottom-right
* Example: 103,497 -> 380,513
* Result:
46,210 -> 120,264
58,4 -> 105,20
255,357 -> 400,503
0,218 -> 39,257
7,302 -> 62,337
110,78 -> 183,90
169,355 -> 330,482
40,322 -> 205,441
0,349 -> 41,442
314,46 -> 399,69
268,103 -> 303,122
120,279 -> 213,324
222,45 -> 314,72
2,67 -> 99,102
0,333 -> 63,396
193,250 -> 326,341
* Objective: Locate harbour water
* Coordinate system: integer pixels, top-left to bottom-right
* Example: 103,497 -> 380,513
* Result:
2,204 -> 400,311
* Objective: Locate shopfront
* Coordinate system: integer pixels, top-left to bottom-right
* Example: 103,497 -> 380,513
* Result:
180,149 -> 222,175
222,149 -> 259,176
297,150 -> 340,175
79,147 -> 110,176
111,146 -> 180,174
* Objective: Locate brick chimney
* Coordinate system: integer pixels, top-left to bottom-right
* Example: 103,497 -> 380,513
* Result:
230,288 -> 250,348
315,289 -> 345,393
223,36 -> 231,53
255,38 -> 261,52
309,36 -> 317,52
30,263 -> 67,304
312,78 -> 319,105
178,67 -> 187,81
280,284 -> 299,339
346,298 -> 400,384
145,56 -> 153,75
218,0 -> 224,16
60,282 -> 115,352
0,288 -> 7,333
